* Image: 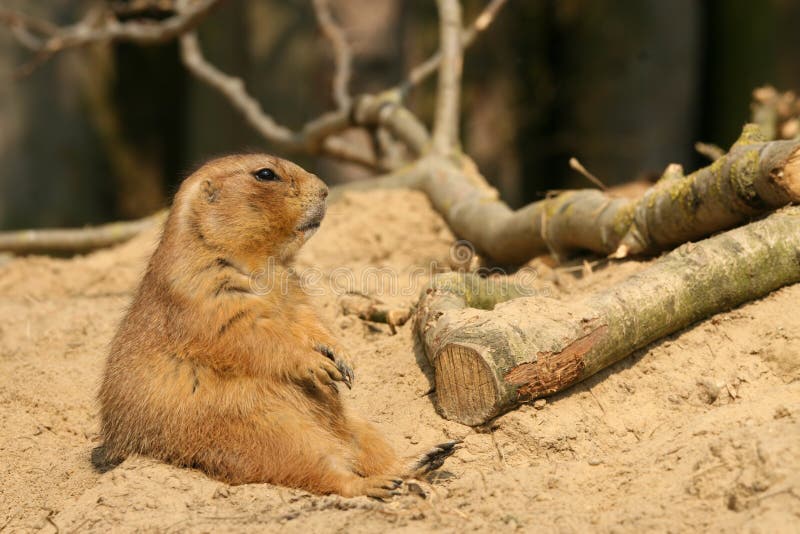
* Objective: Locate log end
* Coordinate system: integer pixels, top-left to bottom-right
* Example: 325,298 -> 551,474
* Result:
434,343 -> 501,426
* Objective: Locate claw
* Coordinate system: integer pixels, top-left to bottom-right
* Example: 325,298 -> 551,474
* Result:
380,479 -> 403,490
315,344 -> 336,361
313,343 -> 354,389
336,360 -> 354,389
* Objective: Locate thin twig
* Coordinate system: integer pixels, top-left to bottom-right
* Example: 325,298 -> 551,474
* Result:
312,0 -> 353,110
400,0 -> 507,95
694,142 -> 725,161
432,0 -> 464,154
0,9 -> 58,50
569,157 -> 608,191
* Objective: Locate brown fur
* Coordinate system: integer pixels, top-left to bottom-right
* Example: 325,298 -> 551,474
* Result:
99,154 -> 453,498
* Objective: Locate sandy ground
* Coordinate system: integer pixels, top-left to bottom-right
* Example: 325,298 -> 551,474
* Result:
1,189 -> 799,532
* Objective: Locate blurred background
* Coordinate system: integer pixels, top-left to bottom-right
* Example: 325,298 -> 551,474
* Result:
0,0 -> 799,230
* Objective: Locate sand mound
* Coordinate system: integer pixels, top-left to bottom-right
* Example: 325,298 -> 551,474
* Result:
1,189 -> 798,532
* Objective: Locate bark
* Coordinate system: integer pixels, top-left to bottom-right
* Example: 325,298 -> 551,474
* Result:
416,206 -> 800,426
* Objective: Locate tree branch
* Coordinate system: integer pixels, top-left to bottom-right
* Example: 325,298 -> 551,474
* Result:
180,28 -> 428,169
0,0 -> 506,169
312,0 -> 353,110
0,212 -> 166,255
0,0 -> 222,76
413,124 -> 800,264
432,0 -> 464,154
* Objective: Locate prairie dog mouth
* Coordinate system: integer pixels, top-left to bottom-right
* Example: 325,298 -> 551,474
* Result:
297,202 -> 326,238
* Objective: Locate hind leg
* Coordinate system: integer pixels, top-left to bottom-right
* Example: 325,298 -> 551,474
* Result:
348,419 -> 401,477
193,413 -> 404,498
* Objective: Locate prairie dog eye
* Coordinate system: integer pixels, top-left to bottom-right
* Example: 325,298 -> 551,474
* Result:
254,168 -> 280,182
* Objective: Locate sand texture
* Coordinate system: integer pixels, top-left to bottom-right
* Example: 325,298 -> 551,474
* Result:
1,190 -> 798,532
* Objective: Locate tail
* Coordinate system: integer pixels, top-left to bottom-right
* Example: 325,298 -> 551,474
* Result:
407,440 -> 461,477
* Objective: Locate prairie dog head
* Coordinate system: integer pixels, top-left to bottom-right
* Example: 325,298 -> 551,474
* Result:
174,154 -> 329,268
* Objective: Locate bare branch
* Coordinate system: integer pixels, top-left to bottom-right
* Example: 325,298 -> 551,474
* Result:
179,31 -> 298,146
312,0 -> 353,110
180,24 -> 431,168
3,0 -> 431,169
0,212 -> 166,255
0,0 -> 222,76
432,0 -> 464,154
180,30 -> 393,170
0,9 -> 58,50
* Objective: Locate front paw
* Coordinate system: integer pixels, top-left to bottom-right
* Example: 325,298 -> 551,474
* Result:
314,343 -> 354,389
307,357 -> 348,391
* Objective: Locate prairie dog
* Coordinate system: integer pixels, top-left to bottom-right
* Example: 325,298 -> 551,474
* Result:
98,154 -> 455,497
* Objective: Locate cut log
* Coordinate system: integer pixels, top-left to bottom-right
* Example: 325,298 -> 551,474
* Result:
416,206 -> 800,425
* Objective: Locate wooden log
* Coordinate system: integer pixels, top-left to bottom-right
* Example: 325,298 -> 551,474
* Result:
416,124 -> 800,264
416,206 -> 800,425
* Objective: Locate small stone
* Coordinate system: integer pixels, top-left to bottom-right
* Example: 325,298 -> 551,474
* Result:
696,378 -> 720,404
588,457 -> 603,466
773,405 -> 790,419
726,493 -> 744,512
533,399 -> 547,410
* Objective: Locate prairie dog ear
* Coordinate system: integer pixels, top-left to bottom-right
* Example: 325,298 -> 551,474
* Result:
201,179 -> 220,203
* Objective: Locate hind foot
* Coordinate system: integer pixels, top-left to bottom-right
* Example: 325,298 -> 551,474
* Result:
409,440 -> 462,475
